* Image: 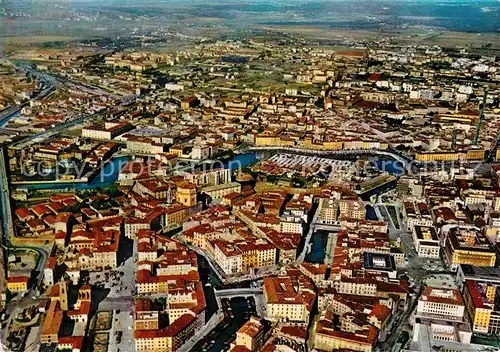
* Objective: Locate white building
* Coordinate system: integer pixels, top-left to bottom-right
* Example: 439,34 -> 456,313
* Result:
413,225 -> 440,259
191,145 -> 212,160
82,122 -> 133,140
417,287 -> 465,320
213,241 -> 242,275
184,168 -> 231,187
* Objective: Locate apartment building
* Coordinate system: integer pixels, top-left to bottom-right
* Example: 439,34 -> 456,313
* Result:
403,200 -> 433,231
212,240 -> 243,275
444,227 -> 496,270
413,225 -> 440,259
202,182 -> 241,201
417,287 -> 465,320
264,273 -> 316,324
64,229 -> 121,271
458,265 -> 500,335
184,168 -> 231,187
313,309 -> 378,352
82,121 -> 133,140
233,317 -> 266,351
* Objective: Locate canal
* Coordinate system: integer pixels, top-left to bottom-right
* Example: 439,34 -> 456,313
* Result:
17,152 -> 258,192
198,255 -> 222,320
13,149 -> 403,192
225,152 -> 258,171
16,156 -> 130,191
197,255 -> 256,352
366,205 -> 378,220
305,229 -> 329,264
0,109 -> 21,128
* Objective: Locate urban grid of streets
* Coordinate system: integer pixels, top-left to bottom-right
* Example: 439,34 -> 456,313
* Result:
0,5 -> 500,351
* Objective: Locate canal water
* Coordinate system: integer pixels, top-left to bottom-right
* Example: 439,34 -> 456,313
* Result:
374,159 -> 405,176
0,109 -> 20,128
17,156 -> 129,191
366,205 -> 379,220
225,153 -> 258,171
191,296 -> 250,352
305,230 -> 329,264
197,255 -> 255,352
14,150 -> 403,192
198,255 -> 222,319
19,153 -> 258,191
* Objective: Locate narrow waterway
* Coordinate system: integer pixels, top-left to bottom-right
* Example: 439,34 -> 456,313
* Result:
13,150 -> 403,192
305,230 -> 328,264
198,255 -> 222,320
196,255 -> 255,352
192,297 -> 251,352
366,205 -> 378,220
17,156 -> 130,191
0,109 -> 20,128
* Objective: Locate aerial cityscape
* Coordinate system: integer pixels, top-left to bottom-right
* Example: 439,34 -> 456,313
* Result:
0,0 -> 500,352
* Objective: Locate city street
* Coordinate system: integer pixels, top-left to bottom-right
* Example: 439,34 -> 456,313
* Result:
108,311 -> 134,352
90,258 -> 135,352
1,10 -> 499,352
374,201 -> 453,351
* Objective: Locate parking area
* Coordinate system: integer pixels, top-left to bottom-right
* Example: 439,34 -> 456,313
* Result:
108,311 -> 134,352
87,256 -> 135,298
424,274 -> 457,289
85,254 -> 135,351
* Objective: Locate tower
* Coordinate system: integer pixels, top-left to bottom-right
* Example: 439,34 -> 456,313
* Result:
176,182 -> 197,207
473,89 -> 488,145
75,285 -> 91,310
494,134 -> 500,161
59,280 -> 69,311
451,127 -> 457,151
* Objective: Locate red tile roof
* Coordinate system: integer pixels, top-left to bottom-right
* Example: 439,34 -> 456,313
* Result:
45,257 -> 57,270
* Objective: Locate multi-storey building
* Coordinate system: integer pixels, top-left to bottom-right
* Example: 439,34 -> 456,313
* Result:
164,203 -> 189,227
124,208 -> 164,239
232,317 -> 266,351
417,287 -> 465,320
463,280 -> 500,334
184,168 -> 231,187
82,121 -> 133,140
444,227 -> 496,270
237,241 -> 276,272
339,197 -> 366,220
44,257 -> 56,287
64,229 -> 121,271
264,270 -> 316,324
126,136 -> 166,155
317,188 -> 365,225
134,237 -> 206,352
202,182 -> 241,202
413,225 -> 440,259
313,310 -> 378,352
134,312 -> 204,352
458,265 -> 500,335
212,240 -> 243,275
403,200 -> 433,231
134,179 -> 175,201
